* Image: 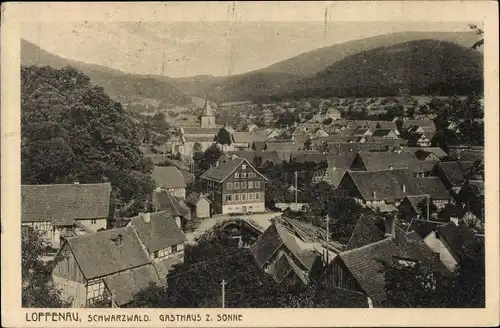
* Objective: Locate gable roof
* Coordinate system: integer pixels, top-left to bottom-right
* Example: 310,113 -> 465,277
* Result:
402,119 -> 436,130
338,231 -> 450,305
436,222 -> 478,263
265,141 -> 301,152
227,150 -> 281,165
345,216 -> 386,251
355,152 -> 417,171
413,177 -> 452,200
371,129 -> 396,137
407,219 -> 446,238
436,161 -> 475,186
327,142 -> 390,154
152,190 -> 190,216
326,153 -> 357,169
103,264 -> 163,306
400,195 -> 428,215
129,211 -> 187,253
64,226 -> 150,279
292,152 -> 328,164
152,166 -> 187,189
407,160 -> 438,175
343,169 -> 418,201
232,130 -> 268,144
185,192 -> 211,206
200,154 -> 267,183
22,183 -> 111,224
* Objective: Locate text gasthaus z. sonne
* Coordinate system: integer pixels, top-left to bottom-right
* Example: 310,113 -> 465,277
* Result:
159,313 -> 244,322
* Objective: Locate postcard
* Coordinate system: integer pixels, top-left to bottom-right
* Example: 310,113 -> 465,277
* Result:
1,1 -> 499,327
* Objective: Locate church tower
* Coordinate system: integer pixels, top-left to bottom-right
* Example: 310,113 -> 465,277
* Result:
200,95 -> 216,128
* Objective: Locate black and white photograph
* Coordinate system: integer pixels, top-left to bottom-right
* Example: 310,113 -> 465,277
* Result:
2,1 -> 499,326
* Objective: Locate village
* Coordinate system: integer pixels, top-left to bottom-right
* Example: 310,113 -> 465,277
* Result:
21,92 -> 485,308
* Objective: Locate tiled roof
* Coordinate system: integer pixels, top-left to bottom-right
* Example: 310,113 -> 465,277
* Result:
355,152 -> 417,171
437,222 -> 477,262
402,195 -> 429,215
200,155 -> 243,182
250,224 -> 284,267
402,119 -> 436,130
227,150 -> 281,165
324,169 -> 347,188
65,226 -> 150,279
407,219 -> 446,238
407,160 -> 438,174
21,183 -> 111,224
152,166 -> 187,189
268,252 -> 293,283
371,129 -> 395,137
181,127 -> 220,136
326,153 -> 356,169
327,142 -> 390,154
319,136 -> 360,143
291,152 -> 328,164
265,141 -> 301,152
129,211 -> 187,253
413,177 -> 452,200
103,264 -> 163,306
346,216 -> 386,251
152,190 -> 190,216
185,192 -> 211,206
338,231 -> 450,305
436,161 -> 475,185
344,169 -> 419,201
232,131 -> 268,144
183,135 -> 216,142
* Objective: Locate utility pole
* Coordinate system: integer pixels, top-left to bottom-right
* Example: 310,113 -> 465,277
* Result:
221,279 -> 226,308
427,194 -> 430,221
295,171 -> 298,209
325,214 -> 330,264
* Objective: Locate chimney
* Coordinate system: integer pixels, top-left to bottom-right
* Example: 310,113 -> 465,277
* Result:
73,181 -> 80,184
402,184 -> 406,193
372,191 -> 377,200
384,216 -> 396,238
141,212 -> 151,223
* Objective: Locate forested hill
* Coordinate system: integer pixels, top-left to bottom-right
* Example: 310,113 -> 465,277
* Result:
259,31 -> 481,76
21,39 -> 193,107
274,39 -> 483,99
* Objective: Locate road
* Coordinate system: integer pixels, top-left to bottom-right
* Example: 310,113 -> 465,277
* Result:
184,211 -> 282,244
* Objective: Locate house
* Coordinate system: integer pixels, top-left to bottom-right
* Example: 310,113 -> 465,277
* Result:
407,133 -> 431,147
185,192 -> 212,219
402,119 -> 436,136
250,222 -> 323,286
127,211 -> 186,268
319,153 -> 357,187
349,152 -> 417,171
326,107 -> 342,120
151,190 -> 191,226
337,169 -> 418,209
423,221 -> 478,272
200,154 -> 268,214
151,166 -> 187,199
345,215 -> 388,251
432,161 -> 475,194
405,147 -> 448,161
21,183 -> 112,249
227,150 -> 281,166
323,216 -> 450,307
51,227 -> 163,307
407,160 -> 438,177
413,177 -> 453,209
232,130 -> 268,150
398,195 -> 432,221
371,129 -> 399,139
327,142 -> 390,154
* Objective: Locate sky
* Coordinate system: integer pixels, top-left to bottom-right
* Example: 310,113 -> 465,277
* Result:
22,19 -> 475,78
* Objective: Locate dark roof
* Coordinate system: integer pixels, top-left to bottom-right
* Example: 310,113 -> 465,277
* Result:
346,216 -> 386,251
402,119 -> 436,130
232,131 -> 268,143
227,150 -> 281,165
327,142 -> 390,154
250,224 -> 284,267
185,192 -> 211,206
319,135 -> 360,143
436,161 -> 475,186
407,219 -> 446,238
468,180 -> 484,196
450,149 -> 484,162
343,169 -> 419,201
65,227 -> 150,279
355,152 -> 417,171
103,264 -> 162,306
413,177 -> 452,200
437,222 -> 477,262
401,195 -> 428,215
268,252 -> 293,283
326,153 -> 356,169
407,160 -> 438,174
22,183 -> 111,224
338,231 -> 450,305
252,141 -> 267,152
265,141 -> 301,152
292,152 -> 328,164
201,154 -> 267,182
129,211 -> 186,253
152,166 -> 187,189
152,190 -> 190,216
406,147 -> 447,159
371,129 -> 395,137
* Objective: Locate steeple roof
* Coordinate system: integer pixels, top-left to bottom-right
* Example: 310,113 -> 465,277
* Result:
201,96 -> 214,117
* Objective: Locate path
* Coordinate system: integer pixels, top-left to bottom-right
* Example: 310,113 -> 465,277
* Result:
185,211 -> 282,244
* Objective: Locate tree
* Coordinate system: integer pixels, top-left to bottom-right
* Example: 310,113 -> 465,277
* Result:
215,128 -> 232,146
22,227 -> 70,307
469,24 -> 484,50
22,66 -> 155,217
193,144 -> 223,177
276,111 -> 297,128
322,118 -> 333,125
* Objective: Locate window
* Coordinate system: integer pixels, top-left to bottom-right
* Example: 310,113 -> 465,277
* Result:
227,182 -> 233,190
225,195 -> 233,202
255,193 -> 260,200
242,164 -> 247,170
234,182 -> 240,190
172,245 -> 178,253
235,173 -> 240,178
241,193 -> 247,201
255,181 -> 261,188
248,193 -> 254,201
248,181 -> 254,189
241,182 -> 247,189
91,219 -> 97,224
153,250 -> 159,259
242,172 -> 247,178
234,194 -> 240,201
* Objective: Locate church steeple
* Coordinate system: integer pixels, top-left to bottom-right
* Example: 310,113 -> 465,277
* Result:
200,95 -> 216,128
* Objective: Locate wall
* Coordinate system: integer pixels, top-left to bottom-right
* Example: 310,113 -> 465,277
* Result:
195,198 -> 211,218
423,232 -> 457,271
52,244 -> 88,307
167,187 -> 186,199
77,218 -> 107,232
